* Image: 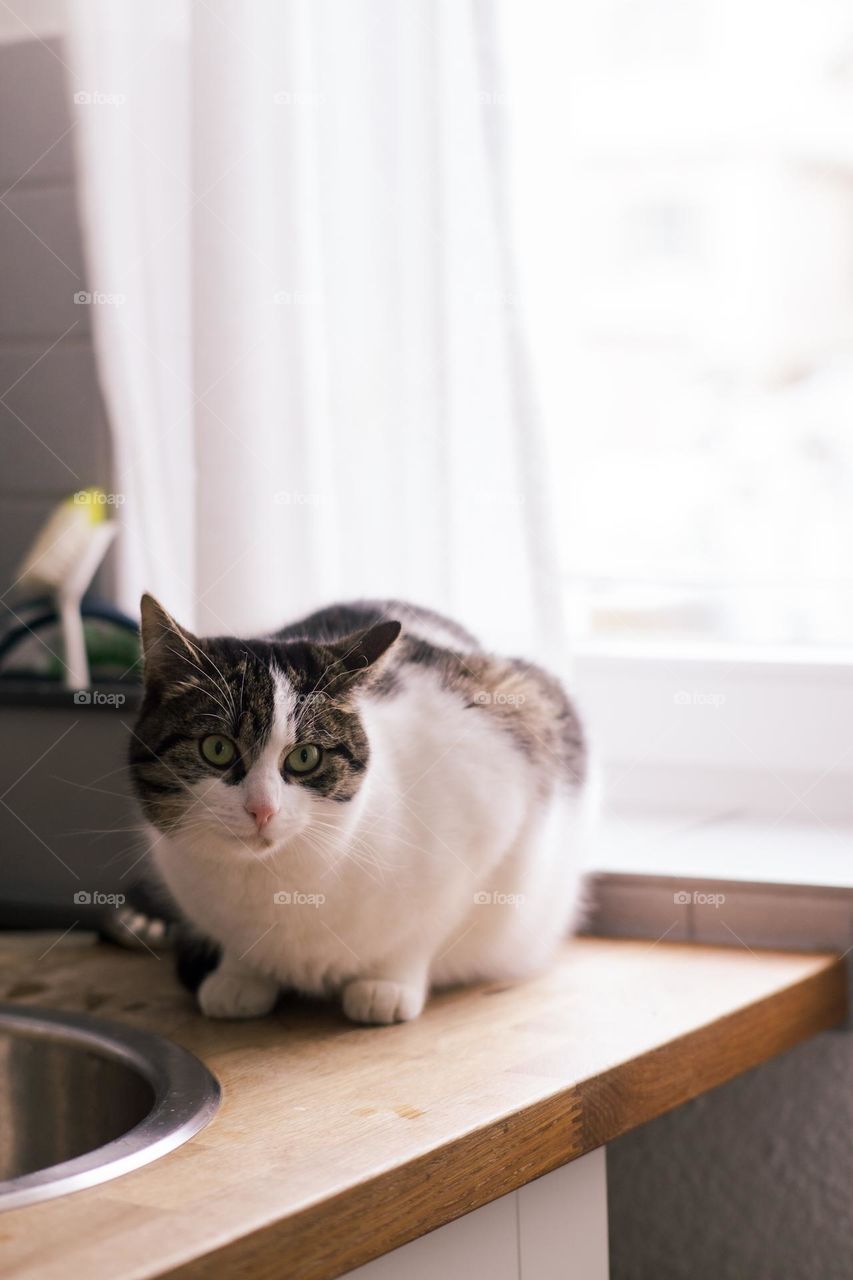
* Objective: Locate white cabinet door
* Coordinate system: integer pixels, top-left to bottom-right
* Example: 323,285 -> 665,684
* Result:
518,1147 -> 609,1279
344,1188 -> 519,1280
344,1147 -> 609,1280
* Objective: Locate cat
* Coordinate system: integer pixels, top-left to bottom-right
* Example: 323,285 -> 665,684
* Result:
129,594 -> 591,1023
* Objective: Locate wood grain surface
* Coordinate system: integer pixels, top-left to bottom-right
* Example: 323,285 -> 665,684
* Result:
0,932 -> 845,1280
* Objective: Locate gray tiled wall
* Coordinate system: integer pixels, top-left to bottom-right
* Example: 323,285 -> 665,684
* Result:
0,36 -> 111,600
0,38 -> 143,918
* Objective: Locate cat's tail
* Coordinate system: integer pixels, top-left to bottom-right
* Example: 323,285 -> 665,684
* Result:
174,927 -> 221,994
98,874 -> 221,994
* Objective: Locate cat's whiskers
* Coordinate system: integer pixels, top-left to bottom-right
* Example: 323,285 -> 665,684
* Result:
305,817 -> 404,886
321,802 -> 432,864
177,629 -> 238,714
57,822 -> 150,840
166,646 -> 234,723
299,607 -> 400,715
293,654 -> 341,730
300,826 -> 387,889
50,774 -> 133,803
238,652 -> 248,720
297,642 -> 365,718
102,839 -> 156,870
294,696 -> 326,737
193,644 -> 238,719
144,762 -> 259,854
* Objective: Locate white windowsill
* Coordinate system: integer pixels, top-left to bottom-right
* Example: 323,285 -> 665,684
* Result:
591,810 -> 853,890
585,810 -> 853,963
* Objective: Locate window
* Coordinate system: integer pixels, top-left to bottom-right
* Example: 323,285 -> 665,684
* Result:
503,0 -> 853,648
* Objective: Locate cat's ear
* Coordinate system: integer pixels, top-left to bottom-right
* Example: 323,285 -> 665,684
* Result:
325,620 -> 401,687
139,593 -> 200,686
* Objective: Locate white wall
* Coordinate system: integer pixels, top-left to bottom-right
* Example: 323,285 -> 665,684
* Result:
0,0 -> 66,44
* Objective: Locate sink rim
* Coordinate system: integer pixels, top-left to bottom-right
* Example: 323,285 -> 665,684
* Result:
0,1003 -> 220,1212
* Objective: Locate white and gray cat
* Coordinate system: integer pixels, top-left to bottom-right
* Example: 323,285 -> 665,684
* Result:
130,595 -> 591,1023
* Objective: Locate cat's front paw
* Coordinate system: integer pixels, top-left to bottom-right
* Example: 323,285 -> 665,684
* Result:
198,966 -> 278,1019
342,978 -> 425,1025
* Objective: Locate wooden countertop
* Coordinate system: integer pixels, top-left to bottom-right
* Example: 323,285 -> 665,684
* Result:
0,932 -> 846,1280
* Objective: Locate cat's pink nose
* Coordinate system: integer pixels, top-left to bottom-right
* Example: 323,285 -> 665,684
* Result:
245,799 -> 278,830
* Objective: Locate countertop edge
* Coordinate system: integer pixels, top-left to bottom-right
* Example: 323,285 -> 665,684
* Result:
156,952 -> 847,1280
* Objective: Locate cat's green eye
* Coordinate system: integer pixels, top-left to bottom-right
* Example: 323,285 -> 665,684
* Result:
285,743 -> 323,775
200,734 -> 237,768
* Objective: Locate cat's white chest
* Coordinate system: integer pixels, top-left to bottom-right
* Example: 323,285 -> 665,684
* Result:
156,841 -> 369,992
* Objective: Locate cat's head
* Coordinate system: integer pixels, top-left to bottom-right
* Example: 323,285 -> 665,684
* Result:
129,595 -> 400,857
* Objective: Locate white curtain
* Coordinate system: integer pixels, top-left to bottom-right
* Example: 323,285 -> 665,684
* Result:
67,0 -> 566,665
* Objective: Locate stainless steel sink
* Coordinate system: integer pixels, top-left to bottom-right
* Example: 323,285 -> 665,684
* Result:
0,1004 -> 220,1211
